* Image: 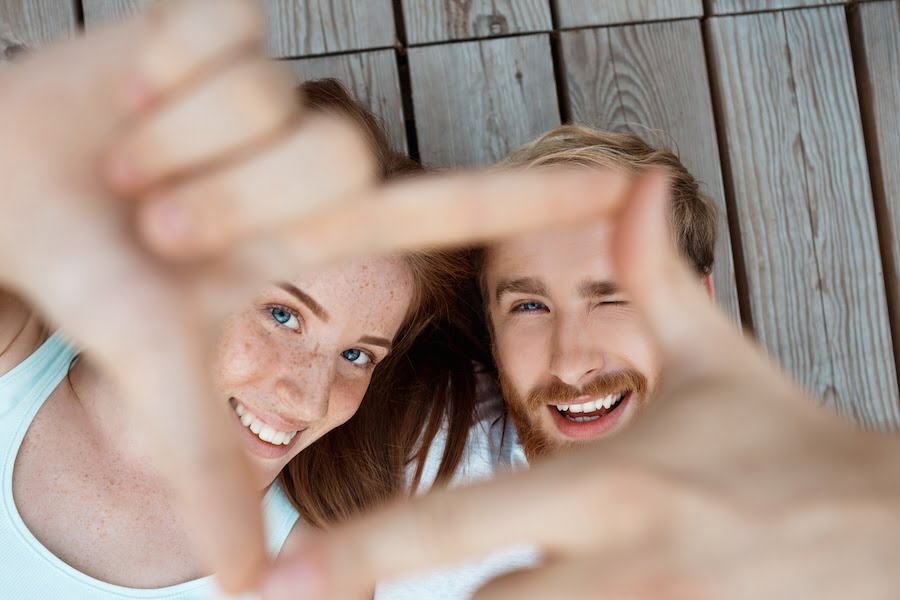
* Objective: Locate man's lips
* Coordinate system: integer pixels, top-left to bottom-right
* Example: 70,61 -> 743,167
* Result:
546,390 -> 633,440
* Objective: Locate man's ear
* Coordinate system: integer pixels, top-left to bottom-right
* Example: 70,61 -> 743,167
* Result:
702,273 -> 715,300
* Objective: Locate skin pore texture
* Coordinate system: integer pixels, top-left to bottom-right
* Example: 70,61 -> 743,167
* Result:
485,219 -> 711,460
9,256 -> 413,587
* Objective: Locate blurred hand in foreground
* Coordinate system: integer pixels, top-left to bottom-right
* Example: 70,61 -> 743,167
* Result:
261,173 -> 900,600
0,0 -> 628,591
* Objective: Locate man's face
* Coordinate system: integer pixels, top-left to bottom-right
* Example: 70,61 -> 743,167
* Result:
485,221 -> 662,460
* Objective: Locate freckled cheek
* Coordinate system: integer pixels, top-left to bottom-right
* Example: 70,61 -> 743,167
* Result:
213,319 -> 277,388
325,378 -> 370,428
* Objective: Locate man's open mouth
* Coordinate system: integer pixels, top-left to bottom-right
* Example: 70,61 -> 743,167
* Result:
552,390 -> 628,422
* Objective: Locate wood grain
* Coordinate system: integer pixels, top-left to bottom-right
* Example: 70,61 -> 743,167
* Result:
265,0 -> 396,58
705,0 -> 844,15
402,0 -> 551,44
286,49 -> 407,152
408,34 -> 560,168
553,0 -> 702,28
707,7 -> 899,429
849,1 -> 900,412
560,20 -> 741,322
0,0 -> 77,62
81,0 -> 152,28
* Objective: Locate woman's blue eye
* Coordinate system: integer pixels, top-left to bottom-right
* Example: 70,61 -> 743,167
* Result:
270,306 -> 300,331
514,301 -> 546,312
341,348 -> 372,366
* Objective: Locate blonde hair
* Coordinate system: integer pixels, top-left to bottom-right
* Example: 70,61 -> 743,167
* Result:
499,124 -> 717,273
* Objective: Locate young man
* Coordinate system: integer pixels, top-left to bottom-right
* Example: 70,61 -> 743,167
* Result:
481,125 -> 717,461
376,124 -> 719,599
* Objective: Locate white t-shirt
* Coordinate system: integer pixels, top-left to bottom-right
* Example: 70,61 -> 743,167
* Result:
375,378 -> 539,599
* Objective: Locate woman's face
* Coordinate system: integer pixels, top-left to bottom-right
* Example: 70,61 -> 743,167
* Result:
213,256 -> 414,487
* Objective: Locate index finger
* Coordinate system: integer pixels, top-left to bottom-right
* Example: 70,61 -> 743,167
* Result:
261,449 -> 663,600
280,168 -> 633,267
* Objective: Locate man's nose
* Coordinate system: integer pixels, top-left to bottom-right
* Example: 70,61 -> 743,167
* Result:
547,315 -> 603,388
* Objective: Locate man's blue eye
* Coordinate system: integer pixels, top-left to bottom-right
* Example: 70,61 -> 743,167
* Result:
270,306 -> 300,330
342,349 -> 372,366
515,301 -> 546,312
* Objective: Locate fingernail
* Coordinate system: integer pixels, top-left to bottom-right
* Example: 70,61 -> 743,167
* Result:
143,197 -> 192,245
261,561 -> 324,600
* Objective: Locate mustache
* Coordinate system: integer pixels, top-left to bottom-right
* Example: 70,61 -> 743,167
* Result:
526,369 -> 648,410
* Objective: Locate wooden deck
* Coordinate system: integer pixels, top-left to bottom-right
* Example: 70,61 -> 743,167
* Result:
1,0 -> 898,428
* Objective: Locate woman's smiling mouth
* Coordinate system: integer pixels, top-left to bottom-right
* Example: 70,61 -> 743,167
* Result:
228,398 -> 305,459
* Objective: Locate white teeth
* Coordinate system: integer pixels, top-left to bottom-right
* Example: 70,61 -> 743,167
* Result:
555,391 -> 627,416
231,400 -> 297,445
259,425 -> 276,443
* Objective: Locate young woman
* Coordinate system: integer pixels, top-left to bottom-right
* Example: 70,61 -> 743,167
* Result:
0,78 -> 481,598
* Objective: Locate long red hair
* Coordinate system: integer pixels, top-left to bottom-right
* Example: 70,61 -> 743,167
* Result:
278,79 -> 488,526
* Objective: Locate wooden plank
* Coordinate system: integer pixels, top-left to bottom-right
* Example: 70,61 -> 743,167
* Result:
286,49 -> 407,153
560,20 -> 741,322
402,0 -> 551,44
81,0 -> 152,28
553,0 -> 702,28
84,0 -> 396,57
705,0 -> 843,15
0,0 -> 77,62
850,1 -> 900,406
408,34 -> 560,168
706,7 -> 899,429
265,0 -> 396,58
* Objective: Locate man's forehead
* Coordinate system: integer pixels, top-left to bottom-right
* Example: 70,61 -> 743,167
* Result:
485,221 -> 614,280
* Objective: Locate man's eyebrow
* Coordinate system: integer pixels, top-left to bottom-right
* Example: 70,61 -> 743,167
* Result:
359,335 -> 392,350
578,279 -> 620,298
277,282 -> 330,322
495,277 -> 548,302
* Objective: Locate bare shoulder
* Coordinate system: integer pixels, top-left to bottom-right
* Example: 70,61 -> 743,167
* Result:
0,288 -> 48,377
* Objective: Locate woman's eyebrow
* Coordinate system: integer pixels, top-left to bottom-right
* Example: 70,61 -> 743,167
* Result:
277,282 -> 330,322
360,335 -> 392,350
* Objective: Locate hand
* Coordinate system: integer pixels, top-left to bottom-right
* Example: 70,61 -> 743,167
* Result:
0,0 -> 298,591
260,174 -> 900,599
0,0 -> 634,592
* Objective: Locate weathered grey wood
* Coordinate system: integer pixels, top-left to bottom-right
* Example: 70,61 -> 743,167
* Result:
84,0 -> 397,58
707,7 -> 899,429
705,0 -> 844,15
81,0 -> 153,28
0,0 -> 77,62
850,1 -> 900,404
402,0 -> 551,44
554,0 -> 702,28
286,49 -> 407,153
408,34 -> 560,168
265,0 -> 396,58
560,20 -> 741,322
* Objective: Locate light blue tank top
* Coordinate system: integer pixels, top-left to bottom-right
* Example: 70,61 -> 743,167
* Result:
0,333 -> 301,599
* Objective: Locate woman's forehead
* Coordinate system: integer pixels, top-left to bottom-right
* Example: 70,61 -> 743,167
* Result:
285,256 -> 414,327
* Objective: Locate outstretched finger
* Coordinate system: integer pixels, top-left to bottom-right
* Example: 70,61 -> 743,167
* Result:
279,168 -> 633,267
261,451 -> 669,600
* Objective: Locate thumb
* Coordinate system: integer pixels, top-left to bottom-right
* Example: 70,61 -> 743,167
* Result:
611,172 -> 752,387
